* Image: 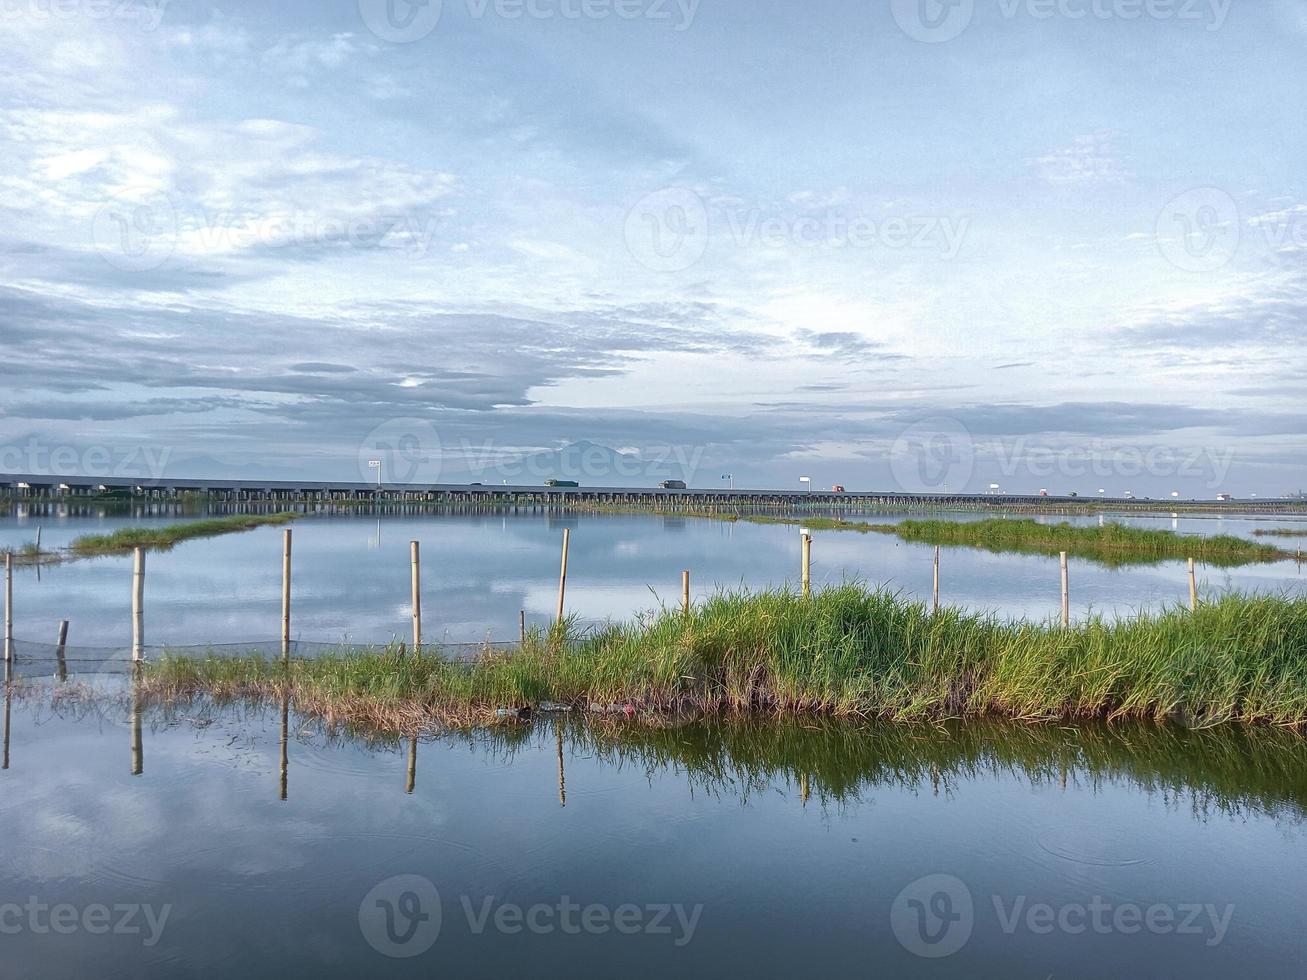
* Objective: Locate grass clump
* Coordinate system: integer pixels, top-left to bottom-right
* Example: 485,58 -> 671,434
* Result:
69,512 -> 298,556
141,584 -> 1307,731
1253,528 -> 1307,539
861,518 -> 1289,567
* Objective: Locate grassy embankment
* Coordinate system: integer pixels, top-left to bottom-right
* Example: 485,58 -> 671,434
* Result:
666,513 -> 1289,567
142,584 -> 1307,732
68,512 -> 299,555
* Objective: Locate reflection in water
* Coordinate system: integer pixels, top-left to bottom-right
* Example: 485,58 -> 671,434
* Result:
406,734 -> 416,795
2,659 -> 10,770
280,691 -> 289,801
130,666 -> 143,776
556,720 -> 566,807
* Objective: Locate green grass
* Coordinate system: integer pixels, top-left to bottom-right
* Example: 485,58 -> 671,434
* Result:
860,518 -> 1287,567
1253,528 -> 1307,539
141,584 -> 1307,731
68,512 -> 299,556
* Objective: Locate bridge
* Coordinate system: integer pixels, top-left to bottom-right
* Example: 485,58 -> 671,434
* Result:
0,472 -> 1296,511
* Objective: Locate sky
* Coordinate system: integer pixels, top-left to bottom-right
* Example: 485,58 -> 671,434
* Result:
1,0 -> 1305,495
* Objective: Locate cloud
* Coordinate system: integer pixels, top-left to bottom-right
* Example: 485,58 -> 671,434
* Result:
1031,132 -> 1131,186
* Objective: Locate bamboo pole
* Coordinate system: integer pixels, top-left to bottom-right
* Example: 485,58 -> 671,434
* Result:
132,547 -> 145,662
1188,558 -> 1198,612
410,540 -> 422,652
281,529 -> 292,660
932,546 -> 940,614
1060,551 -> 1070,628
681,570 -> 690,614
801,533 -> 812,597
520,610 -> 526,644
556,528 -> 570,623
3,551 -> 11,663
56,620 -> 68,683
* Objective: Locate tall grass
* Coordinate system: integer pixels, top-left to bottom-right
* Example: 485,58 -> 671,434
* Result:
69,512 -> 298,556
864,518 -> 1288,567
142,584 -> 1307,731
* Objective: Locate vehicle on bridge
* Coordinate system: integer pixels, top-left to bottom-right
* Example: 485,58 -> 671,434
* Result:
545,480 -> 580,488
831,485 -> 846,493
659,480 -> 687,490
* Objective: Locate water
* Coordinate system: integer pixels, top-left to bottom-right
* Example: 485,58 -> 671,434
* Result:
1,504 -> 1305,651
1,687 -> 1303,978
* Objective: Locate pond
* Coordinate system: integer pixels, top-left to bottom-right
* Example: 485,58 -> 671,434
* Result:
1,685 -> 1303,978
1,504 -> 1305,653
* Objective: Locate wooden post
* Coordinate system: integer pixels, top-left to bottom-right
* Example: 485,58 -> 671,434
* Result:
132,547 -> 145,662
410,540 -> 422,652
801,533 -> 812,597
1060,551 -> 1070,628
34,526 -> 41,552
520,610 -> 526,644
56,620 -> 68,683
3,551 -> 11,663
1188,558 -> 1198,612
556,528 -> 570,623
281,529 -> 292,660
681,570 -> 690,614
932,546 -> 941,614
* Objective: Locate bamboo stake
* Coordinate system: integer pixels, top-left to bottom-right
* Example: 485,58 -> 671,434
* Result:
556,528 -> 570,623
520,610 -> 526,644
932,546 -> 941,614
281,529 -> 292,660
410,540 -> 422,652
1060,551 -> 1070,628
3,551 -> 11,663
681,570 -> 690,614
1188,558 -> 1198,612
2,658 -> 11,771
801,533 -> 812,597
132,547 -> 145,662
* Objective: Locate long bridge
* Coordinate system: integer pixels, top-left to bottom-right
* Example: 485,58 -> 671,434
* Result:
1,472 -> 1300,512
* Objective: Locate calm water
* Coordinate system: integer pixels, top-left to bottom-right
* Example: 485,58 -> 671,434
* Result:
1,686 -> 1303,978
1,504 -> 1305,653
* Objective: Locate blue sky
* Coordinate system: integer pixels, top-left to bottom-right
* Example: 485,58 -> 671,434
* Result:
1,0 -> 1305,494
